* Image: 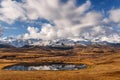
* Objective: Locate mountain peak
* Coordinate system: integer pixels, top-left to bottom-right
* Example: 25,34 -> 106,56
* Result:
0,36 -> 120,48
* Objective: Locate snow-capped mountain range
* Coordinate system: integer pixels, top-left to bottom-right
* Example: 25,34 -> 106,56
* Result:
0,36 -> 120,48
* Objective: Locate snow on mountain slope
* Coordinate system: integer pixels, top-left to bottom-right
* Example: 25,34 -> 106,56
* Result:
0,37 -> 41,47
0,36 -> 120,48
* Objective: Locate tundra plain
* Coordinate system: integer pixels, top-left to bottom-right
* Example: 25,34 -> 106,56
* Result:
0,45 -> 120,80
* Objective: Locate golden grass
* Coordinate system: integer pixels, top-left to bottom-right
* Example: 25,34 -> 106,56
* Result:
0,47 -> 120,80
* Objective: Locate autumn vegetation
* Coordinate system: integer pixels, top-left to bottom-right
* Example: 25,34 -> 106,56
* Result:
0,45 -> 120,80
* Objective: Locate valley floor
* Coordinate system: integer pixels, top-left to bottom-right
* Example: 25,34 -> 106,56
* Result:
0,46 -> 120,80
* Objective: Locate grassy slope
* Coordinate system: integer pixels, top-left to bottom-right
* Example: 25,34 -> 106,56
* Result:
0,47 -> 120,80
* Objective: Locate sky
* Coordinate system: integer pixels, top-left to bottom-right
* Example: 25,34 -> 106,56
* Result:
0,0 -> 120,40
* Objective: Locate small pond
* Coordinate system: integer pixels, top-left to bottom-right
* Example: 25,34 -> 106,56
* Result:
3,63 -> 87,71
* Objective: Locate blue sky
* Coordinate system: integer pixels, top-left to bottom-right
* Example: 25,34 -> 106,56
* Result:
0,0 -> 120,40
1,19 -> 50,37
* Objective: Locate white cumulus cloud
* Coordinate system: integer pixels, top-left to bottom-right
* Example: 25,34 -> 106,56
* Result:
0,0 -> 120,40
109,9 -> 120,23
